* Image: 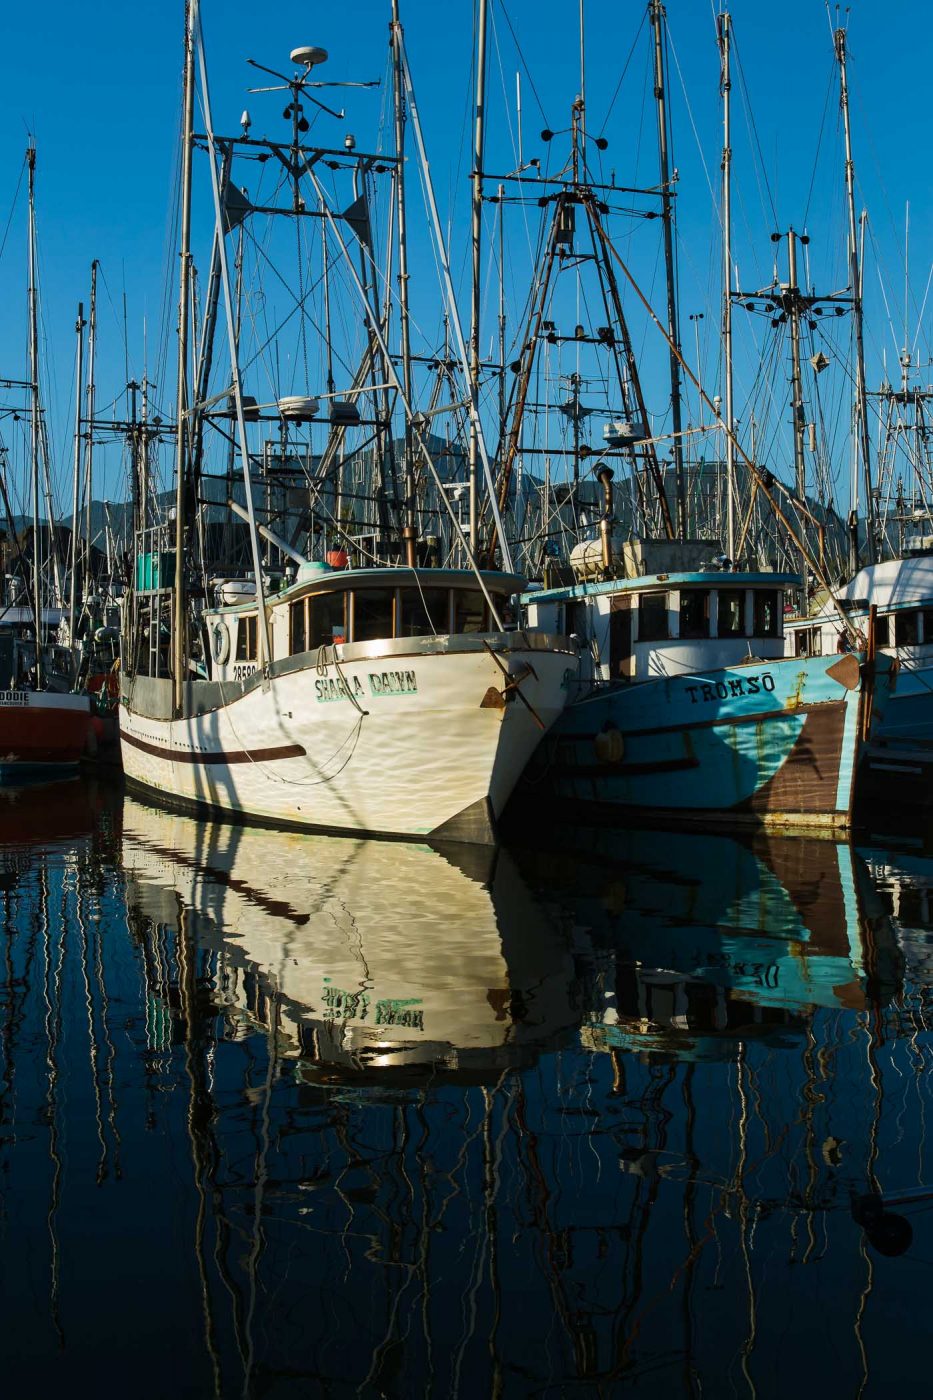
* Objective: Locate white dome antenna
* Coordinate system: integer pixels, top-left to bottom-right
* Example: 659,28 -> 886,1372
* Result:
290,46 -> 328,70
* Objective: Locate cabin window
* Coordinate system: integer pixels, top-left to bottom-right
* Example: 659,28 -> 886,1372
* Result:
679,589 -> 710,639
894,610 -> 920,646
236,614 -> 258,661
352,589 -> 394,643
718,589 -> 747,637
923,608 -> 933,644
453,590 -> 487,634
399,587 -> 449,637
753,590 -> 779,638
638,591 -> 669,642
289,599 -> 307,655
308,592 -> 347,649
794,626 -> 822,658
872,613 -> 890,648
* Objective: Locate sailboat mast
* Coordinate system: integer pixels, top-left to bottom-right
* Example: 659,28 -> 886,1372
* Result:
27,145 -> 42,685
835,26 -> 875,565
68,303 -> 85,641
173,0 -> 197,715
649,0 -> 685,539
719,12 -> 736,561
468,0 -> 489,555
391,0 -> 417,566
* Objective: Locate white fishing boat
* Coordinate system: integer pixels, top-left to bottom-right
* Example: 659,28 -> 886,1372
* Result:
119,7 -> 577,841
122,563 -> 575,841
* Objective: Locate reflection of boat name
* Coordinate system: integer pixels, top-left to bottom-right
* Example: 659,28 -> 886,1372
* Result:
684,672 -> 776,705
369,670 -> 418,697
315,676 -> 365,703
697,949 -> 780,987
321,983 -> 425,1031
375,998 -> 424,1030
0,690 -> 29,706
322,984 -> 370,1018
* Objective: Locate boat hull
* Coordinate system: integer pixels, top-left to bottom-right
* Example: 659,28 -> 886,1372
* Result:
119,634 -> 576,843
524,652 -> 890,834
0,689 -> 93,780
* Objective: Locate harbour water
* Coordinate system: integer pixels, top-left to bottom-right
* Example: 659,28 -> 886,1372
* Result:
1,779 -> 931,1396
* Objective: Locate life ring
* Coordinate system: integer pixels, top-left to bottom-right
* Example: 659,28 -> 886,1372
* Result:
212,623 -> 231,665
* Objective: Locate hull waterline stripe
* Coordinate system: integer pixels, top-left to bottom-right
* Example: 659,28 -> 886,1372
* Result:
120,730 -> 306,766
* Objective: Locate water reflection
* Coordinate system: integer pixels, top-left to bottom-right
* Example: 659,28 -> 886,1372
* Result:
120,800 -> 579,1081
0,782 -> 931,1396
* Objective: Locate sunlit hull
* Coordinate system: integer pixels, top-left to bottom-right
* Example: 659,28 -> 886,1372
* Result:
120,633 -> 576,842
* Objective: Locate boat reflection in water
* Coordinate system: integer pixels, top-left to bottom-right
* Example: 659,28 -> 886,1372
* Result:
121,798 -> 580,1082
522,827 -> 906,1059
2,784 -> 933,1396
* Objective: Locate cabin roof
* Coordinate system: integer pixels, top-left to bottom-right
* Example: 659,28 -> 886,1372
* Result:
208,567 -> 525,616
522,571 -> 799,605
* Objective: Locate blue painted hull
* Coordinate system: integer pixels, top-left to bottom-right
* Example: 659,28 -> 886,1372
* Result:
529,653 -> 891,831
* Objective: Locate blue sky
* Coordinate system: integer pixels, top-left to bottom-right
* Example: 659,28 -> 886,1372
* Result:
0,1 -> 929,520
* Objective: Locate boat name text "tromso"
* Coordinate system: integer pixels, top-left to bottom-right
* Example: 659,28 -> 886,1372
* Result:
684,672 -> 776,705
315,670 -> 418,703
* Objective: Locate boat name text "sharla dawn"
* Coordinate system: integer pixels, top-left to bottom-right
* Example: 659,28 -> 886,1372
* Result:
315,670 -> 418,703
684,672 -> 776,704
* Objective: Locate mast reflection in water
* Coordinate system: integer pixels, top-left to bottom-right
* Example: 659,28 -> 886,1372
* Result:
0,781 -> 931,1396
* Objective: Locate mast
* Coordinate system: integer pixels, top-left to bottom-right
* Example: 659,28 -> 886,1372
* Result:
835,26 -> 875,565
497,183 -> 506,440
786,228 -> 809,601
27,145 -> 42,686
83,261 -> 98,605
468,0 -> 489,555
650,0 -> 685,539
173,0 -> 197,715
719,11 -> 736,561
68,303 -> 85,642
391,0 -> 417,566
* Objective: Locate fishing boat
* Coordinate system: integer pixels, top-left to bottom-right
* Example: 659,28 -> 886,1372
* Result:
479,10 -> 891,833
523,531 -> 891,833
119,6 -> 576,842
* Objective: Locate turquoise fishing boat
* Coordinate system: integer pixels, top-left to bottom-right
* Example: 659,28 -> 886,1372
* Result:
522,540 -> 893,834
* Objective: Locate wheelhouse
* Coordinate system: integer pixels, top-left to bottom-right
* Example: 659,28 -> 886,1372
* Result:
203,567 -> 522,684
523,573 -> 796,684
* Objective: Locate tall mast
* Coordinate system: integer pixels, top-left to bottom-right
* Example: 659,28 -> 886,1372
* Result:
83,261 -> 98,603
468,0 -> 489,555
391,0 -> 416,566
173,0 -> 197,715
835,26 -> 875,565
719,12 -> 736,561
26,145 -> 42,686
650,0 -> 685,539
68,303 -> 85,641
786,228 -> 809,599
